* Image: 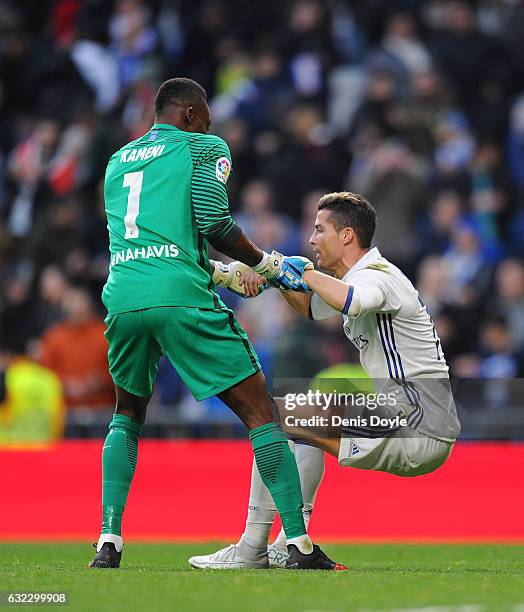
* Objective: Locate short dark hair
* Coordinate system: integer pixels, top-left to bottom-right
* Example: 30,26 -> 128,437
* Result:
154,78 -> 207,116
318,191 -> 376,248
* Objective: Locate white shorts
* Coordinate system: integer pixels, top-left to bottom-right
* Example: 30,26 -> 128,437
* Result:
338,433 -> 453,477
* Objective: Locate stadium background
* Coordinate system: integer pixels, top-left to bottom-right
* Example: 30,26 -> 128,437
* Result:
0,0 -> 523,543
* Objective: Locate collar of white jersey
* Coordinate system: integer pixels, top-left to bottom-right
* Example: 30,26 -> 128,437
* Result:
341,247 -> 382,281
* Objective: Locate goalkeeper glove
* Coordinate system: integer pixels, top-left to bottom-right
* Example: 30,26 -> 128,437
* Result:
254,250 -> 313,292
211,260 -> 267,298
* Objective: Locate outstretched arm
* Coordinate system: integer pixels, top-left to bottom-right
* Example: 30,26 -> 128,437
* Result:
303,270 -> 354,314
240,265 -> 314,318
279,291 -> 313,318
303,269 -> 387,317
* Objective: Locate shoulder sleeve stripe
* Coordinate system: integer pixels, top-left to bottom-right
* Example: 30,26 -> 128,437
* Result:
342,286 -> 354,315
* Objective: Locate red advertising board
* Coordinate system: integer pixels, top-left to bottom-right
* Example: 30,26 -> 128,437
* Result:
0,441 -> 522,541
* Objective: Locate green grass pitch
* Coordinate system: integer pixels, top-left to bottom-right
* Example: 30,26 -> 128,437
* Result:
1,543 -> 523,612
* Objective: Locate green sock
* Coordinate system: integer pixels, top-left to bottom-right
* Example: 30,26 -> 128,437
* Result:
249,422 -> 306,539
101,414 -> 142,536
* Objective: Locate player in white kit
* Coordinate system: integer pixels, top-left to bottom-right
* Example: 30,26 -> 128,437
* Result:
189,191 -> 460,569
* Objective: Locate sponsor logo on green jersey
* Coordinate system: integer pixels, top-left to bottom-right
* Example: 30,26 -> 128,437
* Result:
110,243 -> 179,269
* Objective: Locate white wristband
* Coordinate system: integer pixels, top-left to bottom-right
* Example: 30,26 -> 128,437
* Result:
253,251 -> 272,273
253,250 -> 283,279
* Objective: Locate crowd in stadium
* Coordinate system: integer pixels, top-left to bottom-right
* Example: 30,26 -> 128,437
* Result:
1,0 -> 524,422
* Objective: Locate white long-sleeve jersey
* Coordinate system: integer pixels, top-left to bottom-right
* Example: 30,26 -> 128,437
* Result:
309,248 -> 461,442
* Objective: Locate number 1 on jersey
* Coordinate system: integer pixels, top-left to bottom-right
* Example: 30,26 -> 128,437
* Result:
123,171 -> 143,239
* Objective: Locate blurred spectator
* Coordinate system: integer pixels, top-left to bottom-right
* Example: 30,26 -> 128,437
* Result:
32,265 -> 70,336
215,43 -> 251,97
22,196 -> 84,278
273,317 -> 333,380
389,68 -> 454,156
491,259 -> 524,352
479,316 -> 519,379
468,142 -> 507,262
109,0 -> 159,90
38,285 -> 114,409
0,343 -> 64,445
433,111 -> 475,192
0,273 -> 38,360
417,255 -> 448,316
478,315 -> 521,411
427,0 -> 510,135
433,307 -> 462,365
507,93 -> 524,193
417,190 -> 463,258
228,49 -> 295,133
236,288 -> 291,359
6,121 -> 60,237
417,249 -> 482,362
122,76 -> 158,140
179,0 -> 231,96
235,179 -> 299,254
442,218 -> 491,305
242,103 -> 345,216
379,11 -> 433,77
283,0 -> 332,99
349,139 -> 428,268
350,69 -> 403,139
70,19 -> 120,112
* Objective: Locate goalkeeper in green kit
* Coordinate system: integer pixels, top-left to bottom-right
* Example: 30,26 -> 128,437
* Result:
89,78 -> 345,571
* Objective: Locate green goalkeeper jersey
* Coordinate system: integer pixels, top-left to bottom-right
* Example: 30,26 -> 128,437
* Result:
102,124 -> 239,315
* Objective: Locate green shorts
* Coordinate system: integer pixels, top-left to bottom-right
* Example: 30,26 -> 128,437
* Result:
104,307 -> 260,400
